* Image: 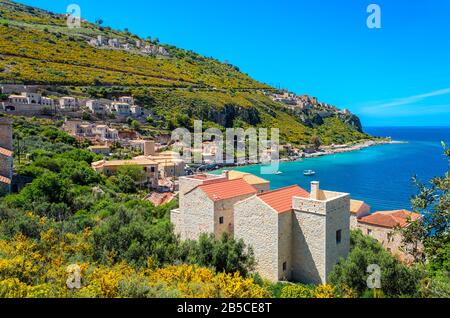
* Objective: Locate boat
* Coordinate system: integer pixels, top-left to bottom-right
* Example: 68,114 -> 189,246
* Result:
274,171 -> 283,175
303,170 -> 316,176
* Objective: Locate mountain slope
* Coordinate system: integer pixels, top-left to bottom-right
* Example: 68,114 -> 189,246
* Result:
0,0 -> 372,145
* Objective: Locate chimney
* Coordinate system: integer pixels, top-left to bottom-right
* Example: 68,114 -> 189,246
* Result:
310,181 -> 320,200
144,140 -> 155,156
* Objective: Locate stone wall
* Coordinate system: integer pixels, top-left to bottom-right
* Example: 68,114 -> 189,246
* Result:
325,194 -> 350,280
0,118 -> 13,150
278,211 -> 293,280
291,192 -> 350,284
180,187 -> 215,241
234,197 -> 279,281
356,223 -> 414,263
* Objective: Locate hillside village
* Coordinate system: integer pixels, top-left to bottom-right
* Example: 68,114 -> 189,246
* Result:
88,35 -> 170,57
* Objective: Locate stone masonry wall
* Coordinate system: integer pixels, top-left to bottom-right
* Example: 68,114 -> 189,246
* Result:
325,195 -> 350,280
234,197 -> 279,281
180,188 -> 215,240
278,212 -> 293,280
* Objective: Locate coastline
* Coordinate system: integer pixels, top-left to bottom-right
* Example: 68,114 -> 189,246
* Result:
207,138 -> 398,173
292,139 -> 397,161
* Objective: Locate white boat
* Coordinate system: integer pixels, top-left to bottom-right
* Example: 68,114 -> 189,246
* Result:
303,170 -> 316,176
274,171 -> 283,175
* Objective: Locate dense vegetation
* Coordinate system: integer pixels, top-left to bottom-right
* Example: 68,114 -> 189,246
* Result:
0,115 -> 448,298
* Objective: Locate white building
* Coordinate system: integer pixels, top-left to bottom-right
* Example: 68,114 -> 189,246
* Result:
109,102 -> 131,116
59,97 -> 78,110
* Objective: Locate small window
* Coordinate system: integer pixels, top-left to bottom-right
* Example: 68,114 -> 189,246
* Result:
150,167 -> 155,173
367,229 -> 372,236
219,217 -> 224,224
336,230 -> 342,244
282,262 -> 287,271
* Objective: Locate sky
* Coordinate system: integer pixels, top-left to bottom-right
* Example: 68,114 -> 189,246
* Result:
15,0 -> 450,127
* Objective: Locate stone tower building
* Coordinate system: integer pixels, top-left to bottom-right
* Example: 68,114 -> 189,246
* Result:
0,118 -> 13,195
234,181 -> 350,284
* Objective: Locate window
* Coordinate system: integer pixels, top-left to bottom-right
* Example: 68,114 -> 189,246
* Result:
151,167 -> 155,173
219,217 -> 224,224
282,262 -> 287,271
336,230 -> 342,244
367,229 -> 372,236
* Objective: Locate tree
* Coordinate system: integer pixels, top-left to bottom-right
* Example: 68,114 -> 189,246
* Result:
310,134 -> 321,150
401,144 -> 450,273
180,233 -> 255,276
329,230 -> 421,297
130,120 -> 141,131
95,18 -> 104,25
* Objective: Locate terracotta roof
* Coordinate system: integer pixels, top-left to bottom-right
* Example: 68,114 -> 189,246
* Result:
0,175 -> 11,185
350,199 -> 366,214
92,159 -> 158,168
358,210 -> 422,228
145,192 -> 174,207
199,178 -> 257,201
258,185 -> 309,213
0,147 -> 12,157
227,171 -> 269,186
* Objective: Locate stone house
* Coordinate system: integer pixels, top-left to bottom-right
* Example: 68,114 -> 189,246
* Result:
226,170 -> 270,193
59,97 -> 78,110
172,176 -> 351,284
86,100 -> 106,115
171,174 -> 259,240
92,158 -> 159,188
109,102 -> 131,116
3,92 -> 54,113
349,199 -> 371,229
0,118 -> 13,195
118,96 -> 134,105
234,182 -> 350,284
357,210 -> 422,263
144,150 -> 186,179
88,145 -> 111,156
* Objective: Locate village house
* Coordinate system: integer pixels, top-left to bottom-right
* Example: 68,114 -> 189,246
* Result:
356,210 -> 422,263
91,158 -> 159,188
118,96 -> 134,105
172,175 -> 350,284
171,173 -> 259,240
63,121 -> 119,142
2,92 -> 54,113
235,181 -> 350,284
0,118 -> 13,195
86,99 -> 107,115
226,170 -> 270,193
349,199 -> 371,228
88,145 -> 111,156
59,97 -> 78,111
109,102 -> 131,116
146,150 -> 186,178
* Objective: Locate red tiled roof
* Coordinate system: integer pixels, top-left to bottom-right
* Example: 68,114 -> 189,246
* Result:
0,147 -> 13,157
358,210 -> 422,228
199,178 -> 257,201
258,185 -> 309,213
0,175 -> 11,185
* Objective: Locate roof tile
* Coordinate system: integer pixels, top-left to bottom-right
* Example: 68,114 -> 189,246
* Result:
258,185 -> 309,213
199,178 -> 257,201
358,210 -> 422,228
0,147 -> 13,157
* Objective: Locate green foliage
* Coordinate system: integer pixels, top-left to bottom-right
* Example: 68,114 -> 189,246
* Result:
179,233 -> 255,276
329,230 -> 421,297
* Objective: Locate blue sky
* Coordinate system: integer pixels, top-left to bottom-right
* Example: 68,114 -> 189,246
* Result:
16,0 -> 450,127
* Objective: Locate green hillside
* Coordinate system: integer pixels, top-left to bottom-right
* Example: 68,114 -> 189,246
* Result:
0,0 -> 372,145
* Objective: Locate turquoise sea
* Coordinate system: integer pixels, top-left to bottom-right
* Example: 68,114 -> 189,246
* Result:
219,127 -> 450,212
